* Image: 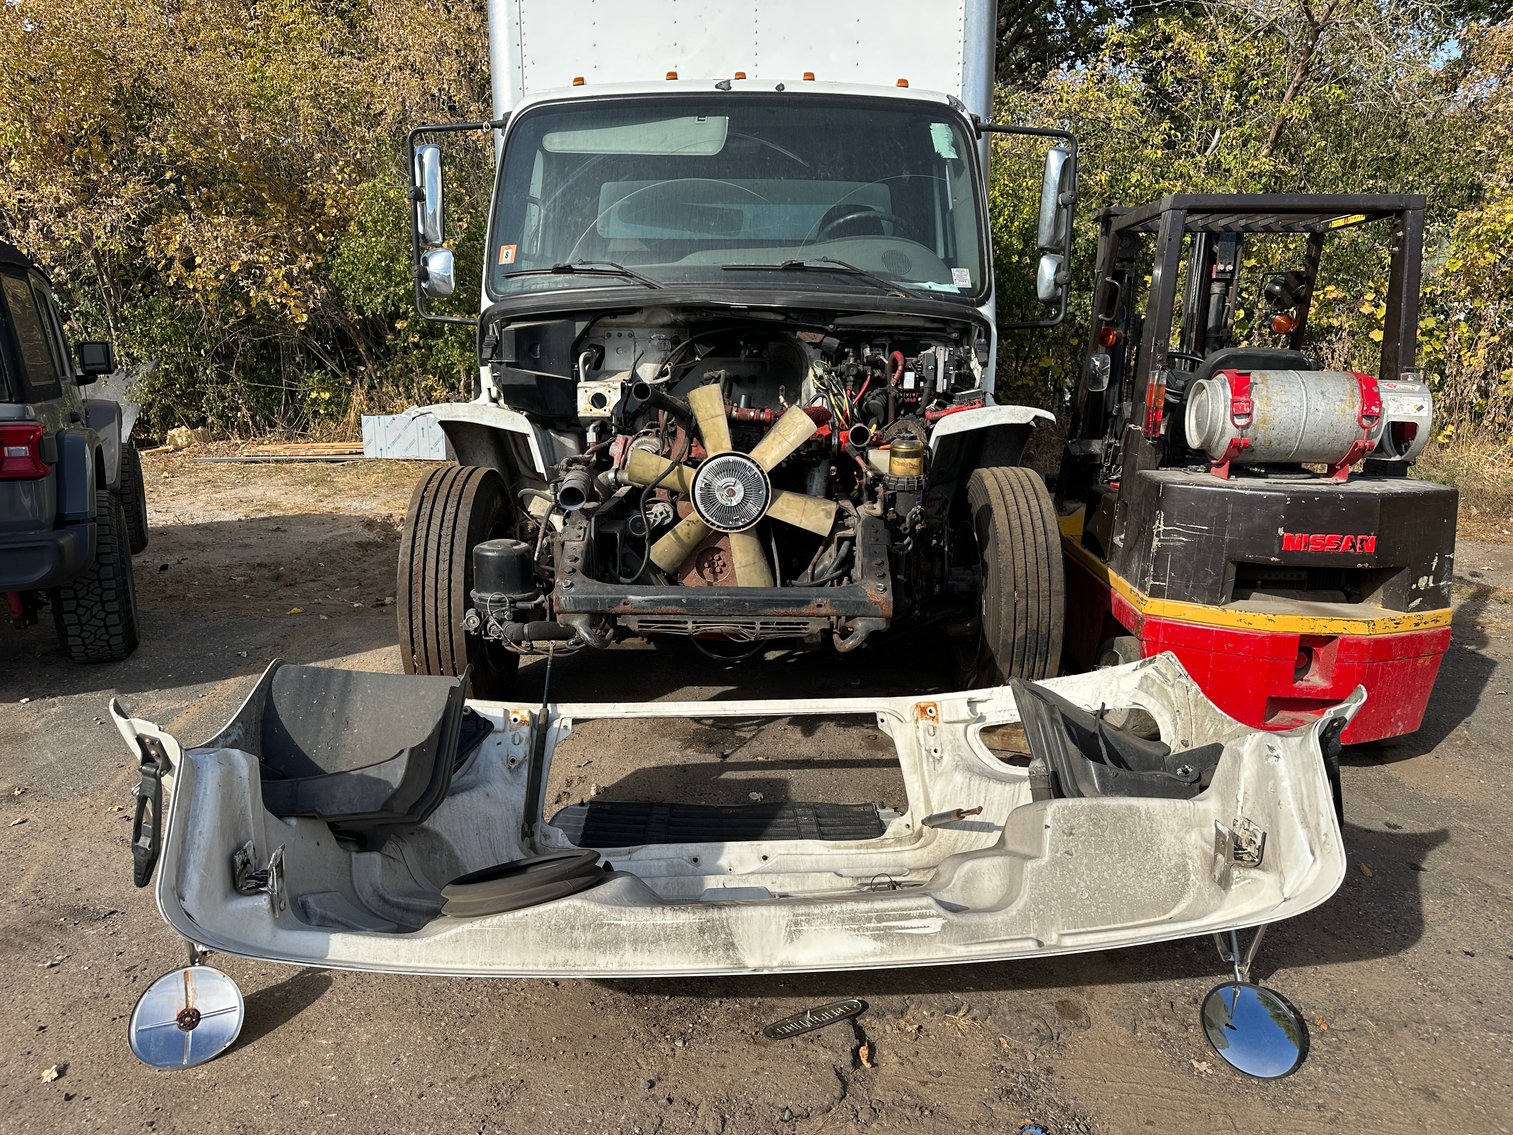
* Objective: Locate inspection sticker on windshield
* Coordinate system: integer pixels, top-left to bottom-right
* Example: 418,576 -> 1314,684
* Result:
498,244 -> 518,266
952,267 -> 972,289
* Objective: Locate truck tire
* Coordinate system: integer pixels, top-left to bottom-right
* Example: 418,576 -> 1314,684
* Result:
952,466 -> 1064,688
397,465 -> 520,699
118,444 -> 149,554
52,489 -> 141,663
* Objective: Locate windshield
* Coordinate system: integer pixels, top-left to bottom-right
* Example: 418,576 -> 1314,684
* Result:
487,94 -> 986,300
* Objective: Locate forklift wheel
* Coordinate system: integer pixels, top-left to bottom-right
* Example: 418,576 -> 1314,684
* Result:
1097,635 -> 1142,668
953,466 -> 1065,688
397,465 -> 520,699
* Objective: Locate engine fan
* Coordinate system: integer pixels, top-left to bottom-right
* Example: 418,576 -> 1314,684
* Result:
623,384 -> 837,587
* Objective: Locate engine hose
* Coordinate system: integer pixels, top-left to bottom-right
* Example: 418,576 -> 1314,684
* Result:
890,351 -> 905,383
500,620 -> 577,644
727,404 -> 833,426
629,380 -> 692,423
924,397 -> 987,423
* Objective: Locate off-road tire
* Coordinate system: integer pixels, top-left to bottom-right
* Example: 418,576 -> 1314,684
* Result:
52,490 -> 141,662
397,465 -> 520,699
118,444 -> 149,554
952,466 -> 1064,688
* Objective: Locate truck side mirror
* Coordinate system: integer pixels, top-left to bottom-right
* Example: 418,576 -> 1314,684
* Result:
419,249 -> 457,299
414,144 -> 445,248
1037,145 -> 1076,251
1036,254 -> 1064,305
77,341 -> 115,382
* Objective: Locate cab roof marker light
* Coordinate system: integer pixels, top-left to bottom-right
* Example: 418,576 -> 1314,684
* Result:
733,71 -> 747,79
803,71 -> 815,81
666,71 -> 678,80
572,76 -> 585,87
897,78 -> 910,87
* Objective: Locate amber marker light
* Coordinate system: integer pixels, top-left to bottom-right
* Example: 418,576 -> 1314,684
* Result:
666,71 -> 678,80
1271,312 -> 1299,334
803,71 -> 816,81
1098,326 -> 1120,348
572,76 -> 585,86
896,78 -> 910,87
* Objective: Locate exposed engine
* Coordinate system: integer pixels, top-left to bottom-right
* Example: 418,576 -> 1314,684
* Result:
470,312 -> 992,652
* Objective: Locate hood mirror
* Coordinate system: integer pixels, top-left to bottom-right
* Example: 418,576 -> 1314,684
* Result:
129,965 -> 245,1069
1200,981 -> 1309,1079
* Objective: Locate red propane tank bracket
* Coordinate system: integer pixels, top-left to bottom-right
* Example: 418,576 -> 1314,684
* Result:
1209,370 -> 1253,480
1326,372 -> 1383,481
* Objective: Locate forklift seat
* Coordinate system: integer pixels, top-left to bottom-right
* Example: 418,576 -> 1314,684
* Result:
1167,347 -> 1316,404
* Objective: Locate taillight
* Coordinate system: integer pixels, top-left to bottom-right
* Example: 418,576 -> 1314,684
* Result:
0,423 -> 48,480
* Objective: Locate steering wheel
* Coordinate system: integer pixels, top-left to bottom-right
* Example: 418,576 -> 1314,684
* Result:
811,207 -> 915,243
1166,350 -> 1206,367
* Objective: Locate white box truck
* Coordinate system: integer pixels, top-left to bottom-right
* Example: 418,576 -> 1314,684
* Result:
401,0 -> 1078,697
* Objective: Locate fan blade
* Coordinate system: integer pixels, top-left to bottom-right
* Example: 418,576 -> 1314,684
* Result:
624,447 -> 695,495
649,513 -> 712,572
729,531 -> 775,588
688,384 -> 733,456
748,405 -> 818,471
766,490 -> 837,537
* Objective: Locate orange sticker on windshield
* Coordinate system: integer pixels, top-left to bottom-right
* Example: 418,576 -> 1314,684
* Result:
498,244 -> 518,266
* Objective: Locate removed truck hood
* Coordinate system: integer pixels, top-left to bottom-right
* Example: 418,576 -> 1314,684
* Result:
112,654 -> 1353,978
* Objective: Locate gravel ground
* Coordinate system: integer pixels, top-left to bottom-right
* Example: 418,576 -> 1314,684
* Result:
0,452 -> 1510,1135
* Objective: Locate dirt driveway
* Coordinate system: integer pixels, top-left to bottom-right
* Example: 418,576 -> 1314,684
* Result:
1,453 -> 1510,1135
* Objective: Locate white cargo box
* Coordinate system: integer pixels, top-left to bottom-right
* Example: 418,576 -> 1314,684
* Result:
487,0 -> 997,117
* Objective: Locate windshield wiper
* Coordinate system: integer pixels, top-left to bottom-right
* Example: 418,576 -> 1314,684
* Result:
507,259 -> 663,289
721,257 -> 914,298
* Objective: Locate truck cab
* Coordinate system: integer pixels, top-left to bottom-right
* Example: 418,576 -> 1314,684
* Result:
397,0 -> 1076,696
0,240 -> 147,662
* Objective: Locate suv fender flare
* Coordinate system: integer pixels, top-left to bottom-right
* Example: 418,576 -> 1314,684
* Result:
418,401 -> 582,494
928,404 -> 1054,485
81,398 -> 124,490
54,428 -> 99,524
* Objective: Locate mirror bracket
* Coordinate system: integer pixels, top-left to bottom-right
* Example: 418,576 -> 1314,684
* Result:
977,120 -> 1079,329
405,117 -> 509,327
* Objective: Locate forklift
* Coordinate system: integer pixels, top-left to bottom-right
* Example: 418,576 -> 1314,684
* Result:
1057,195 -> 1456,744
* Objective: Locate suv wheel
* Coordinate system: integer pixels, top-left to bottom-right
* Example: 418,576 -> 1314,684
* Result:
950,466 -> 1064,687
52,489 -> 141,662
397,465 -> 520,699
118,444 -> 149,554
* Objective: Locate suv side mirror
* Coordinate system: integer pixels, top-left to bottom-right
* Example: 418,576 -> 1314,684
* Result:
414,144 -> 445,248
77,341 -> 115,382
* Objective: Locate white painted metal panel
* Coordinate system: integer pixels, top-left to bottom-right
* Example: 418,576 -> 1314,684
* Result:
490,0 -> 996,117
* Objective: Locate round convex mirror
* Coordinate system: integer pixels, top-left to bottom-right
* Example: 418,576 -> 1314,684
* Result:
1200,981 -> 1309,1079
129,966 -> 245,1069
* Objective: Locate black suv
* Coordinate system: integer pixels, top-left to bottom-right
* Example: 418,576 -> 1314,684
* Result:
1,241 -> 147,662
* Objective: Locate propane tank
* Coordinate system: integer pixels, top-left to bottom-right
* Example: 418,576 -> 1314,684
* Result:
1185,369 -> 1420,474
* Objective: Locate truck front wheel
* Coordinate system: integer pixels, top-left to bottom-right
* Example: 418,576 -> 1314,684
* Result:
52,489 -> 141,662
397,465 -> 520,699
951,466 -> 1064,687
